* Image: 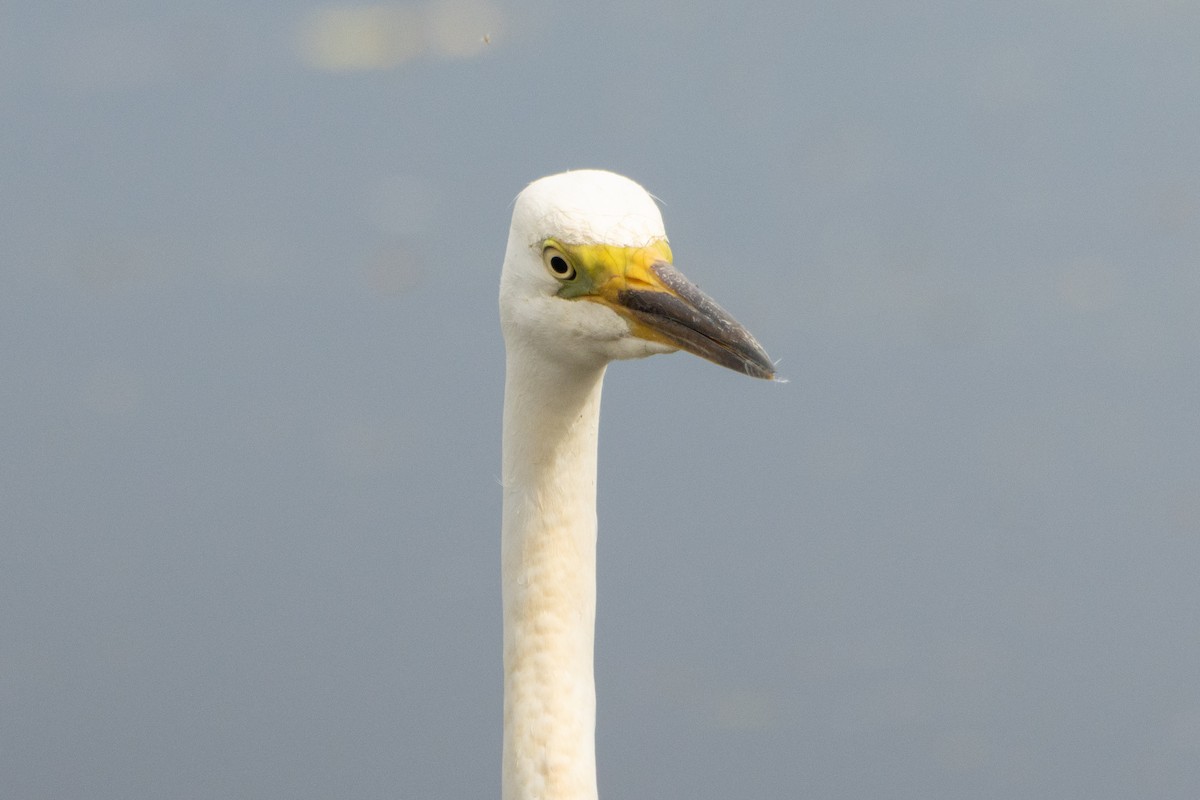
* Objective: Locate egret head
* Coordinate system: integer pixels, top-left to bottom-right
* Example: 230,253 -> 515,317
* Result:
499,170 -> 774,379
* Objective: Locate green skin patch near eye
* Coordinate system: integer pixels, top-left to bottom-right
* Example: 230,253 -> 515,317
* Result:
542,239 -> 674,299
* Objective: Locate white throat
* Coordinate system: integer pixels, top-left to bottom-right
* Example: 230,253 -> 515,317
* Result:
501,345 -> 606,800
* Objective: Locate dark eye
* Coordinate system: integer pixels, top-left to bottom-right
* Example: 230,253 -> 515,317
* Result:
542,247 -> 577,280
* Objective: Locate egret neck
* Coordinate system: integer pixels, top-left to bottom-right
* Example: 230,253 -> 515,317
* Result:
501,350 -> 606,800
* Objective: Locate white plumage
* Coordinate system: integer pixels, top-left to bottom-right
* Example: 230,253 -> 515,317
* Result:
499,170 -> 772,800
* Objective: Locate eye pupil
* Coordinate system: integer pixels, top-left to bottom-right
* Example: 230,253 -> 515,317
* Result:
542,246 -> 577,280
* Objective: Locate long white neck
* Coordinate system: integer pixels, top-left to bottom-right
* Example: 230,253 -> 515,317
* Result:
501,347 -> 607,800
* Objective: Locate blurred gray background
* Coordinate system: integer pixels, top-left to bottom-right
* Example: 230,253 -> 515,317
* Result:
3,2 -> 1199,798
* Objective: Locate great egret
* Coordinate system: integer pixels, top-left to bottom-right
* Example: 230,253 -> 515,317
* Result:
499,170 -> 773,800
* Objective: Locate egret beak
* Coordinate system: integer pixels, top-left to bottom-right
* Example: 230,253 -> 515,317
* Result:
608,259 -> 775,380
548,239 -> 775,379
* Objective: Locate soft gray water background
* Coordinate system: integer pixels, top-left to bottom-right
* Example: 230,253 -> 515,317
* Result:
3,2 -> 1198,798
